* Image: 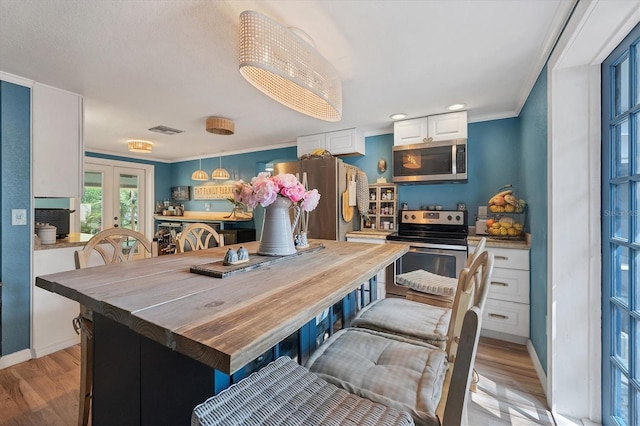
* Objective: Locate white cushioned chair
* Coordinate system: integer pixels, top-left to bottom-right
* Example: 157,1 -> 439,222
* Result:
351,250 -> 493,361
175,222 -> 224,253
305,305 -> 485,426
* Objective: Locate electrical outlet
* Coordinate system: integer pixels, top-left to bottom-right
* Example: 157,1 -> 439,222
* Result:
12,209 -> 27,225
205,203 -> 211,211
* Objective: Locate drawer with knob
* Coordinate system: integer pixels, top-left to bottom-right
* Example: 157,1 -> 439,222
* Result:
488,268 -> 529,304
482,298 -> 530,338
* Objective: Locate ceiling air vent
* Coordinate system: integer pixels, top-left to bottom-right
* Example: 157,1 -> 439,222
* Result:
148,125 -> 184,135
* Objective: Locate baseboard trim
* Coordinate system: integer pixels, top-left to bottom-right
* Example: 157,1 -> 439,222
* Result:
480,328 -> 528,345
0,349 -> 32,369
526,339 -> 547,395
31,337 -> 80,359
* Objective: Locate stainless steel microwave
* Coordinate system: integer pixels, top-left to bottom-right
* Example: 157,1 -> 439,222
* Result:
392,139 -> 467,183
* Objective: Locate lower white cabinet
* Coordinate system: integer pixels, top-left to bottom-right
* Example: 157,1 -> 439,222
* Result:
470,244 -> 530,344
32,247 -> 81,357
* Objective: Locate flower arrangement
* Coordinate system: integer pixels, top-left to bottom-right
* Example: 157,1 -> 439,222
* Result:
232,172 -> 321,211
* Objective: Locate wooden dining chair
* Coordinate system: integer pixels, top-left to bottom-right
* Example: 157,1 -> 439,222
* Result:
175,222 -> 224,253
72,228 -> 157,426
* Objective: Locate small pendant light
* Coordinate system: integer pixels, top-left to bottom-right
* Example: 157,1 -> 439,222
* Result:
192,156 -> 209,181
212,152 -> 230,180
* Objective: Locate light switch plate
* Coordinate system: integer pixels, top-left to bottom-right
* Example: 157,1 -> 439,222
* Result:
12,209 -> 27,225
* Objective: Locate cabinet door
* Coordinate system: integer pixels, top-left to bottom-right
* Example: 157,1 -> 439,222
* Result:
297,133 -> 326,158
393,118 -> 428,145
33,83 -> 84,197
326,128 -> 364,155
426,111 -> 467,141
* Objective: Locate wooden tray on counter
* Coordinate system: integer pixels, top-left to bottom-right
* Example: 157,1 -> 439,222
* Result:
190,243 -> 324,279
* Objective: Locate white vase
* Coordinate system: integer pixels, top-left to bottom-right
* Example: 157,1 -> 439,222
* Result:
258,196 -> 299,256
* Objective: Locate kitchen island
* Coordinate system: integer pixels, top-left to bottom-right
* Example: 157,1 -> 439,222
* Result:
36,239 -> 407,425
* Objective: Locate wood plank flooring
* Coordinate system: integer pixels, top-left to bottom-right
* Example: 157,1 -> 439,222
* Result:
0,338 -> 553,425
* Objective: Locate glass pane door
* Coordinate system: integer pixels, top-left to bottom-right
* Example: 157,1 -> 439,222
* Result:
114,167 -> 145,233
602,23 -> 640,426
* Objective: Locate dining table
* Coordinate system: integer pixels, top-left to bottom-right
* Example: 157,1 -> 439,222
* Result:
36,239 -> 408,425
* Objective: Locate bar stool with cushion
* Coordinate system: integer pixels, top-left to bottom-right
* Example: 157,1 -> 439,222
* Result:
402,237 -> 487,308
73,228 -> 157,426
305,306 -> 484,426
351,250 -> 493,361
191,356 -> 415,426
175,222 -> 224,253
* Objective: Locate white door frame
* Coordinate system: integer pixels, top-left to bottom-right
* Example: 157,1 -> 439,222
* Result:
547,0 -> 640,423
71,157 -> 155,239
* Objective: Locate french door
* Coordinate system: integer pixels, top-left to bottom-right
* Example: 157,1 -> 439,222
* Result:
602,22 -> 640,426
77,159 -> 149,236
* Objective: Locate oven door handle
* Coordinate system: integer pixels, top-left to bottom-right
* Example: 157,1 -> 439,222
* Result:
387,240 -> 467,252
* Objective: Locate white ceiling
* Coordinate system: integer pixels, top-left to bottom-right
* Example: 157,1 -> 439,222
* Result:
0,0 -> 575,162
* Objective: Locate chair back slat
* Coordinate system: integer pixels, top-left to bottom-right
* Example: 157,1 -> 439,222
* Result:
74,228 -> 157,270
445,250 -> 494,361
176,223 -> 224,253
442,306 -> 482,426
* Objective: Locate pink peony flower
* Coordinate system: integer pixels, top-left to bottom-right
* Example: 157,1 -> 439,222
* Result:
301,189 -> 321,212
232,172 -> 320,211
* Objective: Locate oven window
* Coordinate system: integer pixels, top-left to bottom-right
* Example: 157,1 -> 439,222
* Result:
399,249 -> 458,278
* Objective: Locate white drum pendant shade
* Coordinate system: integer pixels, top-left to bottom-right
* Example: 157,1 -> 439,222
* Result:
239,10 -> 342,122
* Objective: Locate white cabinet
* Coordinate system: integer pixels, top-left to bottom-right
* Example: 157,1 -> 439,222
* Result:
32,247 -> 81,357
297,128 -> 364,157
393,111 -> 467,145
33,83 -> 84,198
427,111 -> 468,141
470,244 -> 530,344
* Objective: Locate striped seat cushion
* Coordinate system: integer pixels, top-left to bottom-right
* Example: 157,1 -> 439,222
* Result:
192,356 -> 414,426
351,298 -> 451,348
396,269 -> 458,297
306,328 -> 448,426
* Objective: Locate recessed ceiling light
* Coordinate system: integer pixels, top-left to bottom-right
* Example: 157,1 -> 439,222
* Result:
390,113 -> 408,120
448,103 -> 466,111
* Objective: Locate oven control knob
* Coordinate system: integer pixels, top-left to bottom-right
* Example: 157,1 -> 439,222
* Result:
447,215 -> 452,221
456,215 -> 461,221
411,214 -> 416,220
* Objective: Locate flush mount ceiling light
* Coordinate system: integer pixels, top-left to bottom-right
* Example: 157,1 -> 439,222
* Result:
212,152 -> 230,180
192,155 -> 209,181
239,10 -> 342,122
390,113 -> 408,120
448,103 -> 466,111
206,117 -> 235,135
403,152 -> 422,169
128,140 -> 153,153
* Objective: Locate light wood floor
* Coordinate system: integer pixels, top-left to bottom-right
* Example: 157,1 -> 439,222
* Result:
0,338 -> 554,425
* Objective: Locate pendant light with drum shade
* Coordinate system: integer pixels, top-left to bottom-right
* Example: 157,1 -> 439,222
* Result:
205,116 -> 233,180
128,139 -> 153,153
192,155 -> 209,181
238,10 -> 342,122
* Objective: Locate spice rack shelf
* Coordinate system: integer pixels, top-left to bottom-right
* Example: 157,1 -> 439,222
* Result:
361,183 -> 397,231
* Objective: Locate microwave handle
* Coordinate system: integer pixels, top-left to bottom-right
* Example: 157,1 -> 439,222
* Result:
452,145 -> 457,174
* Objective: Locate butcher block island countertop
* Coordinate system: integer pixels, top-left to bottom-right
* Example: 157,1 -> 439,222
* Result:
36,239 -> 407,375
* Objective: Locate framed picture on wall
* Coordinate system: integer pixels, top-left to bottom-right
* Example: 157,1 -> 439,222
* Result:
171,186 -> 191,201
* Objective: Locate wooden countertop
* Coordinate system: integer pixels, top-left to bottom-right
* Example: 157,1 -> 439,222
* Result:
35,239 -> 407,374
345,230 -> 394,241
34,232 -> 94,251
154,210 -> 253,222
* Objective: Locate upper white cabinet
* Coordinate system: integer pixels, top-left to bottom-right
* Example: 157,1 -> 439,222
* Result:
33,83 -> 84,198
394,111 -> 467,145
297,128 -> 364,157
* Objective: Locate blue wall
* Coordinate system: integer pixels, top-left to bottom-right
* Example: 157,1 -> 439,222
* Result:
1,81 -> 32,355
348,119 -> 521,223
519,65 -> 548,372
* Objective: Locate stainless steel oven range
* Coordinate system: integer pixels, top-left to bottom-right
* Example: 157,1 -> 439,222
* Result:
385,209 -> 468,298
